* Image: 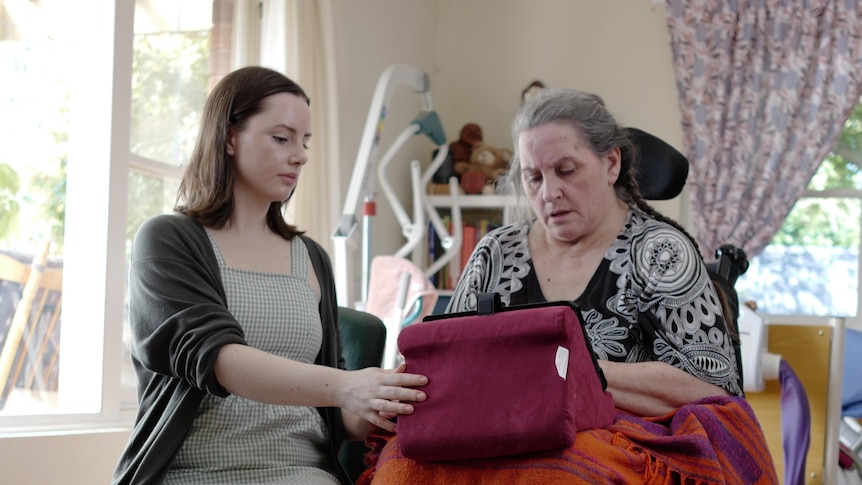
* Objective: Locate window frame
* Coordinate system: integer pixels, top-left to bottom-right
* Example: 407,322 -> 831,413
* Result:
0,0 -> 136,434
0,0 -> 232,434
750,186 -> 862,329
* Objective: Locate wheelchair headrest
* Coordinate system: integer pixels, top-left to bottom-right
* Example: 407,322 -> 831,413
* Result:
626,127 -> 689,201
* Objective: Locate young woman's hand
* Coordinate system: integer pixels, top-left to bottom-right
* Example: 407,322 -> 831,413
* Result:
338,363 -> 427,432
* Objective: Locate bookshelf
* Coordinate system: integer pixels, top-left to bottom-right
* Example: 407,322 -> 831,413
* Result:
426,194 -> 510,210
422,193 -> 516,292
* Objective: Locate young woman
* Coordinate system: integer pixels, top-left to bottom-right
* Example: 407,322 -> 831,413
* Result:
113,66 -> 427,485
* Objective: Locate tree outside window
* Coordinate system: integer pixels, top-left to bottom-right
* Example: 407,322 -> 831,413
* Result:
737,103 -> 862,317
0,0 -> 216,414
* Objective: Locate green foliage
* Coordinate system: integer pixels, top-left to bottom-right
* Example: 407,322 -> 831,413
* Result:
23,122 -> 69,250
130,31 -> 209,165
29,155 -> 67,251
1,39 -> 70,251
0,161 -> 20,241
126,172 -> 176,258
2,28 -> 208,256
772,102 -> 862,249
771,198 -> 860,248
808,103 -> 862,190
123,30 -> 209,257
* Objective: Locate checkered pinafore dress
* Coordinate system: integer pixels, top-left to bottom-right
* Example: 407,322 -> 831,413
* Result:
164,235 -> 340,485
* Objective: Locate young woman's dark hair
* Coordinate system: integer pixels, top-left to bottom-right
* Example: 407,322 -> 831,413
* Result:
176,66 -> 310,240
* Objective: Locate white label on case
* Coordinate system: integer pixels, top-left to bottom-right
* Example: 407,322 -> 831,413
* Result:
555,346 -> 569,379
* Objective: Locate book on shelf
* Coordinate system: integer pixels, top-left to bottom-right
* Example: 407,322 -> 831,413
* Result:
426,215 -> 456,290
427,221 -> 439,288
445,216 -> 459,289
426,216 -> 504,291
460,223 -> 476,274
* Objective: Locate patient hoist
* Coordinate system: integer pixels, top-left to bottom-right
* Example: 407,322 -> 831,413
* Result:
333,64 -> 463,367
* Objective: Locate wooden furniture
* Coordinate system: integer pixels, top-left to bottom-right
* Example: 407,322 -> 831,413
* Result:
0,245 -> 63,410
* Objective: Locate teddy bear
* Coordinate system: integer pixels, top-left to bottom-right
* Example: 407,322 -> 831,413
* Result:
432,122 -> 483,185
455,141 -> 512,180
448,123 -> 483,169
455,141 -> 512,194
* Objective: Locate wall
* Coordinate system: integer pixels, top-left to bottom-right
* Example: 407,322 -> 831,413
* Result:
432,0 -> 685,221
333,0 -> 442,264
0,429 -> 131,484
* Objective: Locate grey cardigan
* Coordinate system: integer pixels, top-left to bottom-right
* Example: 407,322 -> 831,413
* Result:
112,213 -> 350,484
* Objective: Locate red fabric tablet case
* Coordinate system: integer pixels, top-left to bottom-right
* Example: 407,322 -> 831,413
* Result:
396,297 -> 616,461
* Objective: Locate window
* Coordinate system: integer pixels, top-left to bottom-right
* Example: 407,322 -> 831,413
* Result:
0,0 -> 229,430
737,102 -> 862,318
0,0 -> 74,417
123,0 -> 222,401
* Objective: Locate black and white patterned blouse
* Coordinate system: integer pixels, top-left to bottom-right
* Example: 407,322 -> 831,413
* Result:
446,209 -> 743,397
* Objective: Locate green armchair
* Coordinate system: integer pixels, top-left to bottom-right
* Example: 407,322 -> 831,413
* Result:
337,306 -> 387,483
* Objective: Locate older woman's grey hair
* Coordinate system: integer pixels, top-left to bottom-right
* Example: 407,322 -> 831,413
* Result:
500,87 -> 705,260
502,88 -> 638,207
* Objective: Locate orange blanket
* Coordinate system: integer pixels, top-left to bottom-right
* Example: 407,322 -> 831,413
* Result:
358,396 -> 778,485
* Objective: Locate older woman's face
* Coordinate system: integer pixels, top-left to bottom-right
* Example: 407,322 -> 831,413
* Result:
518,121 -> 621,243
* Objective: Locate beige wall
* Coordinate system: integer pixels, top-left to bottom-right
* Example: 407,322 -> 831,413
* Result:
333,0 -> 441,262
0,1 -> 686,483
432,0 -> 685,221
0,429 -> 130,484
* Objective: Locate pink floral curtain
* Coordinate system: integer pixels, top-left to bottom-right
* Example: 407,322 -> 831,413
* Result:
665,0 -> 862,259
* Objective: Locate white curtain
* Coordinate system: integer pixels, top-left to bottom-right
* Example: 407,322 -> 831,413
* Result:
233,0 -> 341,255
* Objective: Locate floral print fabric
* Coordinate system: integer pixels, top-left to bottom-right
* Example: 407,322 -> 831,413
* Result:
665,0 -> 862,259
446,210 -> 743,397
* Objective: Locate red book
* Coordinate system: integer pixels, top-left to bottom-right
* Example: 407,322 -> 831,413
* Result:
460,223 -> 477,274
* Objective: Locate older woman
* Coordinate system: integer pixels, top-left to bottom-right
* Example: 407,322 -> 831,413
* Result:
447,88 -> 741,417
359,88 -> 776,485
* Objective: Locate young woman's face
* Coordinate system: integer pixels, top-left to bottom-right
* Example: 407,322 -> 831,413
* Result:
518,121 -> 621,243
227,92 -> 312,205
